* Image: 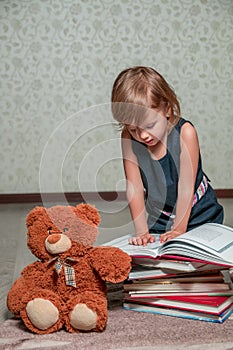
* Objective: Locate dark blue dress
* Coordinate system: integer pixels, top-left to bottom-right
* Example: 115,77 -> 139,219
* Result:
131,118 -> 224,233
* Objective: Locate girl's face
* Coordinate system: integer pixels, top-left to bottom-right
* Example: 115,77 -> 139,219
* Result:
126,109 -> 169,147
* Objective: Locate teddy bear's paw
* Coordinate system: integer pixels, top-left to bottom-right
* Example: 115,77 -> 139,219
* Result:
70,303 -> 97,331
25,298 -> 59,330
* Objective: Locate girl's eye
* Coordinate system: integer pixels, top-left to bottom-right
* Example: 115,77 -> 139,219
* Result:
146,123 -> 155,129
63,227 -> 69,232
47,227 -> 52,234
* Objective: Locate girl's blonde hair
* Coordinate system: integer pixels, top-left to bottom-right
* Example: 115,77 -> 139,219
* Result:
111,66 -> 180,129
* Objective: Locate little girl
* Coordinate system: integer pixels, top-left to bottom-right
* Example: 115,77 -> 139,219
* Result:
111,66 -> 223,246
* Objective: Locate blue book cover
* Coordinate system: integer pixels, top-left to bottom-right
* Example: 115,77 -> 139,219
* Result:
123,302 -> 233,323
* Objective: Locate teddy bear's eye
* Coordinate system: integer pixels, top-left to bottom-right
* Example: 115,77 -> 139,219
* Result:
63,227 -> 69,232
47,227 -> 52,234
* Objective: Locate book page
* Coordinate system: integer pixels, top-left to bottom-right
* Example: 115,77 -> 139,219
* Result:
103,233 -> 161,258
161,223 -> 233,264
104,223 -> 233,265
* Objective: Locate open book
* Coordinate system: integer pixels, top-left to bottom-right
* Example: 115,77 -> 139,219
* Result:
104,223 -> 233,267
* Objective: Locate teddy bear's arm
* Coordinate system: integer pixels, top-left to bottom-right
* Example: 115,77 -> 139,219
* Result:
7,262 -> 38,315
14,261 -> 45,284
90,247 -> 131,283
7,262 -> 46,316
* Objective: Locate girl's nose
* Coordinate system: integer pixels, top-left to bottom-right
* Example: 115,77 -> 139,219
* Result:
138,128 -> 148,139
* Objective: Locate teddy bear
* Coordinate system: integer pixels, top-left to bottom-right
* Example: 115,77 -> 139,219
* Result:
7,203 -> 131,334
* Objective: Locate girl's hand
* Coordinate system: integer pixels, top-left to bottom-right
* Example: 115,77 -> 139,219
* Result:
128,232 -> 155,246
160,230 -> 183,243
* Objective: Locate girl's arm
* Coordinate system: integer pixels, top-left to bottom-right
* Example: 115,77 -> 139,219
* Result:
160,122 -> 199,243
121,128 -> 155,245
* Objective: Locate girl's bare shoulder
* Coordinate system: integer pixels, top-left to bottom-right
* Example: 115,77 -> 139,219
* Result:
180,121 -> 198,140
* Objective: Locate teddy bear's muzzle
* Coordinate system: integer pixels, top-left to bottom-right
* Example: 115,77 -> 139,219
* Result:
45,234 -> 72,254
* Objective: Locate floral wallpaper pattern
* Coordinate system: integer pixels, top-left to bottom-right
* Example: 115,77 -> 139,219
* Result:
0,0 -> 232,194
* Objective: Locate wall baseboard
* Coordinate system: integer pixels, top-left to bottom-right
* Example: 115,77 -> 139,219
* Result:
215,189 -> 233,198
0,192 -> 127,204
0,190 -> 232,204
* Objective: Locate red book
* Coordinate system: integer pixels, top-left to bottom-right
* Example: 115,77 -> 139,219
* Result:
124,295 -> 233,315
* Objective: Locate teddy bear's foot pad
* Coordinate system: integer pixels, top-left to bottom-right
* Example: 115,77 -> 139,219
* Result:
70,303 -> 97,331
26,298 -> 59,330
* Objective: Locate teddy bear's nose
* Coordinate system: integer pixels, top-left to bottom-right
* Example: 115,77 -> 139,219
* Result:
45,233 -> 72,254
47,234 -> 61,244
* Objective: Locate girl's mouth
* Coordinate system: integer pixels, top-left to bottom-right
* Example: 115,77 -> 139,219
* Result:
145,139 -> 154,145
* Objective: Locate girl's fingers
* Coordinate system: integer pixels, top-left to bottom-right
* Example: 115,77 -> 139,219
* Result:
129,233 -> 155,246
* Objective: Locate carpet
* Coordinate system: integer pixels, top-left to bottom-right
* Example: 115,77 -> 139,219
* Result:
0,307 -> 233,350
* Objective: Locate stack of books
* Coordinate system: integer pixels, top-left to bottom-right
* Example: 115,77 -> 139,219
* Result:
105,223 -> 233,323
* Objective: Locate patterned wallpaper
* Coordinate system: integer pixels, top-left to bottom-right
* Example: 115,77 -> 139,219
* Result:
0,0 -> 232,195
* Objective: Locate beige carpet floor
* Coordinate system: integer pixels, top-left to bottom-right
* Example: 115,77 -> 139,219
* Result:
0,307 -> 233,350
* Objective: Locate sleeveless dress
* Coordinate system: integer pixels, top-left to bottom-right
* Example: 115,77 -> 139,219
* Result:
131,118 -> 224,233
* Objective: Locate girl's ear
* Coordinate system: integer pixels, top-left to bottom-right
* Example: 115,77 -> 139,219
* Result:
166,105 -> 172,119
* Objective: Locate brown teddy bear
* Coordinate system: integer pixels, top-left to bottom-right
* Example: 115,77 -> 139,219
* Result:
7,203 -> 131,334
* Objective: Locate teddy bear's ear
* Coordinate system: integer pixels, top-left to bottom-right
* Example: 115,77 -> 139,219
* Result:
75,203 -> 101,226
26,206 -> 47,227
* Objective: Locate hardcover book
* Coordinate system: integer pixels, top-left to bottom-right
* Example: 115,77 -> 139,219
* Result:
105,223 -> 233,322
105,223 -> 233,268
123,302 -> 233,323
123,295 -> 233,315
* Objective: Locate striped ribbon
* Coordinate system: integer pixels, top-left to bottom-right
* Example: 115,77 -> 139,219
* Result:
192,175 -> 209,206
160,175 -> 209,219
50,257 -> 78,288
